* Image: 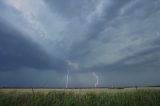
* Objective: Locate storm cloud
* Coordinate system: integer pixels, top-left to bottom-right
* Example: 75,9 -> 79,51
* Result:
0,0 -> 160,87
0,20 -> 67,72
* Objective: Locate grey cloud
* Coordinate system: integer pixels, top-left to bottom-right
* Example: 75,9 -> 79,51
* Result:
121,0 -> 160,18
44,0 -> 96,18
99,69 -> 160,87
120,47 -> 160,67
0,0 -> 160,87
69,0 -> 160,69
0,69 -> 66,87
88,46 -> 160,73
0,20 -> 67,72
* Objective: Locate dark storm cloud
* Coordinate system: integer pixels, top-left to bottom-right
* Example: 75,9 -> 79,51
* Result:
0,0 -> 160,87
88,45 -> 160,73
69,0 -> 160,58
0,20 -> 67,72
44,0 -> 96,18
68,0 -> 160,69
122,0 -> 160,18
45,0 -> 131,42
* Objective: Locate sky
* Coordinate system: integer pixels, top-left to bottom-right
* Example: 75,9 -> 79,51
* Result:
0,0 -> 160,88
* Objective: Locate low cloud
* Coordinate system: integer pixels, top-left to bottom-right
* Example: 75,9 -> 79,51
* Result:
0,0 -> 160,87
0,20 -> 67,72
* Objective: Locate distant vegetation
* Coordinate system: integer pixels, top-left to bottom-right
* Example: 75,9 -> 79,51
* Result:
0,88 -> 160,106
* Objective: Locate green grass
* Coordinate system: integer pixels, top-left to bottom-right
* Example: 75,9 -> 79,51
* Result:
0,89 -> 160,106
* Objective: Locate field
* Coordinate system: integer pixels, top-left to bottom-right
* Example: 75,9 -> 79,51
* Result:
0,87 -> 160,106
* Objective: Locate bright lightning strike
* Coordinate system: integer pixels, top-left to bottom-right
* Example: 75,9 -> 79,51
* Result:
92,72 -> 99,88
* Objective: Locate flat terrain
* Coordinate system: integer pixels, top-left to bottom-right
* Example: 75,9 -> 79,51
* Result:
0,87 -> 160,106
0,87 -> 159,94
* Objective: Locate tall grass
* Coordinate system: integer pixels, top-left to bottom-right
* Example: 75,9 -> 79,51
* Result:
0,89 -> 160,106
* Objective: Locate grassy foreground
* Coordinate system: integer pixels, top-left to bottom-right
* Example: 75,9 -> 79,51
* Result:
0,88 -> 160,106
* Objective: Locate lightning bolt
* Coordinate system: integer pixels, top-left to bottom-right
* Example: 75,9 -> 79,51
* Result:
92,72 -> 99,88
66,69 -> 69,88
65,60 -> 79,88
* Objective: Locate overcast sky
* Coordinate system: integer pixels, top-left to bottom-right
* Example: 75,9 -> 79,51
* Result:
0,0 -> 160,88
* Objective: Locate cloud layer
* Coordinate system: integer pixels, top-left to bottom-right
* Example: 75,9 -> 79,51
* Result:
0,0 -> 160,87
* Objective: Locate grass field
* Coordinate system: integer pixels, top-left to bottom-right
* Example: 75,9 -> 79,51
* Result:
0,87 -> 160,106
